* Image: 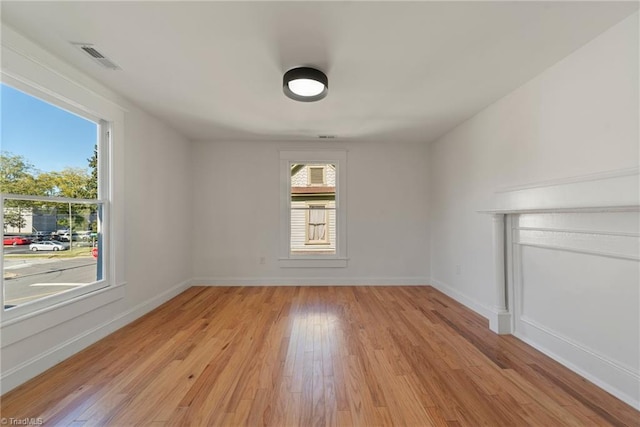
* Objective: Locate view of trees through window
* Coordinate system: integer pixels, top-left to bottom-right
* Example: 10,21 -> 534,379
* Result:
1,83 -> 103,310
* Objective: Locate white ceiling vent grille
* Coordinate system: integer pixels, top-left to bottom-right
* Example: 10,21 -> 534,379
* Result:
72,43 -> 121,70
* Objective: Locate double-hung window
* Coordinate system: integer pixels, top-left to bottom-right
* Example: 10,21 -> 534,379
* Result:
1,83 -> 110,314
280,150 -> 347,267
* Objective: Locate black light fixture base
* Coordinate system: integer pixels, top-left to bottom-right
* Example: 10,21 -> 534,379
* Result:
283,67 -> 328,102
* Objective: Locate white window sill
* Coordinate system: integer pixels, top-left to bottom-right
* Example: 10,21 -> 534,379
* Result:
278,258 -> 348,268
1,282 -> 125,347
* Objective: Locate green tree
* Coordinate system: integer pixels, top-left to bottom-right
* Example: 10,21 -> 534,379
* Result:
0,153 -> 49,219
1,151 -> 96,234
87,144 -> 98,199
4,209 -> 27,232
1,152 -> 94,199
57,212 -> 86,230
0,152 -> 40,195
39,168 -> 91,199
38,169 -> 93,234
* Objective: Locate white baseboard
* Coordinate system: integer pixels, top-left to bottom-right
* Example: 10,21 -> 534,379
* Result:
0,279 -> 190,395
429,278 -> 494,320
515,318 -> 640,410
190,276 -> 430,286
430,278 -> 640,408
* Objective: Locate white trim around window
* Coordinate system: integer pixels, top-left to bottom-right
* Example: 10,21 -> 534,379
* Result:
0,34 -> 125,327
279,150 -> 348,268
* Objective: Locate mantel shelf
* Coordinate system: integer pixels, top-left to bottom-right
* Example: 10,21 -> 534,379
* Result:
478,204 -> 640,215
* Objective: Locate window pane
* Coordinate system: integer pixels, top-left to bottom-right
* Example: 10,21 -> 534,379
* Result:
3,200 -> 103,309
1,83 -> 103,310
290,163 -> 336,202
0,83 -> 98,199
290,163 -> 336,255
290,205 -> 336,255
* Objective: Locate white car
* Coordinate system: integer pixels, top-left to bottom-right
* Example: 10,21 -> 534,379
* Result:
29,241 -> 67,252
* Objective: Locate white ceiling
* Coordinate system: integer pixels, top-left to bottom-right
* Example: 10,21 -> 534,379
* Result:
1,1 -> 638,143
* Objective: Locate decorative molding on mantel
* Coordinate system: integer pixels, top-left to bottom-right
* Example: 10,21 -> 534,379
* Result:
515,242 -> 640,262
479,205 -> 639,215
514,226 -> 640,238
474,167 -> 640,407
476,167 -> 640,336
481,167 -> 639,214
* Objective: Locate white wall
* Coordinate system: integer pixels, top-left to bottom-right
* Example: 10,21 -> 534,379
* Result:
428,13 -> 639,406
191,140 -> 430,285
124,108 -> 192,307
0,26 -> 192,393
428,12 -> 638,313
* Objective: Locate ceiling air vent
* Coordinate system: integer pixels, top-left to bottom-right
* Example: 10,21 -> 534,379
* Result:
72,43 -> 121,70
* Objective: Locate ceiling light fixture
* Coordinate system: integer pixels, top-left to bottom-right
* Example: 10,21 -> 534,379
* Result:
283,67 -> 328,102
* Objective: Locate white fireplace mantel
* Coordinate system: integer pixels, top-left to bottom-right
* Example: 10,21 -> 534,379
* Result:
478,167 -> 639,335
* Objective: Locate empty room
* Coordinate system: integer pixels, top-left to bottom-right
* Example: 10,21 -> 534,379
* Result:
0,1 -> 639,426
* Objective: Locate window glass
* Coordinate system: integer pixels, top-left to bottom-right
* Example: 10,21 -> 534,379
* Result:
1,83 -> 103,310
290,163 -> 336,255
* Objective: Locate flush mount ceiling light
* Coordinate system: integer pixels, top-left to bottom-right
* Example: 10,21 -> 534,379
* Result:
283,67 -> 328,102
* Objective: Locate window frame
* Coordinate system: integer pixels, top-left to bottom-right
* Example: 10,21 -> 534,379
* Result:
279,149 -> 347,268
0,79 -> 113,322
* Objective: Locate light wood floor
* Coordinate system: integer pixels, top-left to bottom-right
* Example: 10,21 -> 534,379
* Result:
1,286 -> 638,426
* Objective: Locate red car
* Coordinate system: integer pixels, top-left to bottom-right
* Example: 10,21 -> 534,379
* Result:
4,236 -> 31,246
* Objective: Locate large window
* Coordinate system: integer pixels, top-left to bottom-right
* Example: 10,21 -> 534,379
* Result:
1,83 -> 109,312
280,150 -> 347,267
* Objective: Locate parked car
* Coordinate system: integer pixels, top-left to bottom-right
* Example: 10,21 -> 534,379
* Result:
56,232 -> 80,242
29,241 -> 67,251
31,231 -> 50,241
4,236 -> 31,246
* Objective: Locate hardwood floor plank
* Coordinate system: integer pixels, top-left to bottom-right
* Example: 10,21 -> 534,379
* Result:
2,286 -> 638,426
76,392 -> 128,426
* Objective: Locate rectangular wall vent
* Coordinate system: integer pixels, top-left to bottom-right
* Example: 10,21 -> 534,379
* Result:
81,46 -> 105,59
72,43 -> 122,70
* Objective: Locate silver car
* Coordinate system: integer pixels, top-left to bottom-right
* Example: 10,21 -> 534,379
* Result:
29,241 -> 67,252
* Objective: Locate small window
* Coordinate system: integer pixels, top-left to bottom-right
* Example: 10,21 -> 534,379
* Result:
280,150 -> 347,267
291,164 -> 335,255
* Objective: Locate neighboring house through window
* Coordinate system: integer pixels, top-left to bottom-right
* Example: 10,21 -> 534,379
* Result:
308,166 -> 325,186
307,204 -> 328,244
279,150 -> 347,268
